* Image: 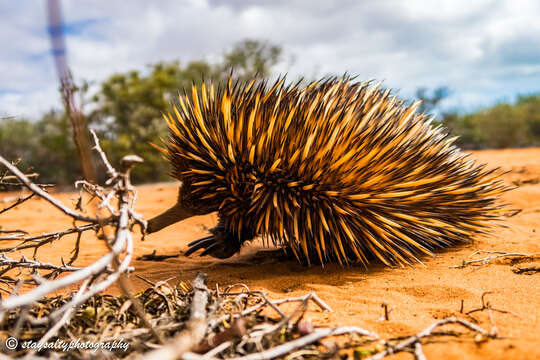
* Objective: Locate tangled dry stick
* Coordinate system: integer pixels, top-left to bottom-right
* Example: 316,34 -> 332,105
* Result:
0,133 -> 146,356
0,266 -> 503,359
139,272 -> 210,359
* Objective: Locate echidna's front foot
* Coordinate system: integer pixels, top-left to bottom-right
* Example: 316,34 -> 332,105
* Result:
184,225 -> 241,259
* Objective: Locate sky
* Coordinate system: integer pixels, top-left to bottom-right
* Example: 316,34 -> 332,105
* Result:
1,0 -> 539,119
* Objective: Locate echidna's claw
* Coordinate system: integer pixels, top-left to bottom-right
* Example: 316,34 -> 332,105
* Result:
187,236 -> 213,247
200,242 -> 220,256
184,225 -> 242,259
184,237 -> 215,256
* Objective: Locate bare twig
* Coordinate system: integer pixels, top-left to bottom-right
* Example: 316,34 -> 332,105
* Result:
90,129 -> 118,182
465,292 -> 520,318
0,253 -> 81,272
0,224 -> 98,252
137,250 -> 179,261
512,266 -> 540,274
378,302 -> 392,321
0,226 -> 129,311
0,229 -> 28,234
451,250 -> 538,269
0,173 -> 39,181
210,291 -> 332,333
413,341 -> 427,360
0,155 -> 99,222
0,193 -> 35,215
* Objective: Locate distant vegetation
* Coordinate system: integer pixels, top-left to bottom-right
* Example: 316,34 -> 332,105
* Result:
1,39 -> 539,185
0,39 -> 283,185
416,87 -> 540,150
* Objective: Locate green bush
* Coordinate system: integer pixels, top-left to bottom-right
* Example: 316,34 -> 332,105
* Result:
441,94 -> 540,149
0,112 -> 81,184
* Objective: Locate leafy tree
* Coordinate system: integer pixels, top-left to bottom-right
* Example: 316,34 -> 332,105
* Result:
440,112 -> 481,149
473,104 -> 530,148
219,39 -> 282,80
0,117 -> 38,165
36,110 -> 81,181
440,93 -> 540,149
517,94 -> 540,141
0,111 -> 81,184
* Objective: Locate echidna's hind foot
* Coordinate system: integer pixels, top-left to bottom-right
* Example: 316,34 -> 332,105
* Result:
184,220 -> 246,259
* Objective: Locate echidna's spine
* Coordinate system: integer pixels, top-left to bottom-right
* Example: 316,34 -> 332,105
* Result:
158,76 -> 509,266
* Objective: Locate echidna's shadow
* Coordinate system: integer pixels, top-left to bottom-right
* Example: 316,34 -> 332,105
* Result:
133,240 -> 472,294
221,250 -> 389,290
224,242 -> 471,292
154,243 -> 467,294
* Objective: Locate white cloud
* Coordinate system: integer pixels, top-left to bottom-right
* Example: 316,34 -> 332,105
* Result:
1,0 -> 539,118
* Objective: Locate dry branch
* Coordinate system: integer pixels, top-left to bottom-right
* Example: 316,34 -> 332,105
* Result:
0,253 -> 81,272
0,266 -> 507,359
0,173 -> 39,181
512,265 -> 540,274
0,155 -> 98,223
0,224 -> 98,253
0,132 -> 144,353
0,193 -> 35,215
465,291 -> 520,321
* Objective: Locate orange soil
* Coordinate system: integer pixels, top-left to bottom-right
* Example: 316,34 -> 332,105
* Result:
1,148 -> 539,359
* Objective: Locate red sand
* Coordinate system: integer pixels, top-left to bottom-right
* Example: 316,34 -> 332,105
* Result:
1,147 -> 539,359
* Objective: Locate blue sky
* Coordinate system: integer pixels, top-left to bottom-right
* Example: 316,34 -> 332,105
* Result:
1,0 -> 539,118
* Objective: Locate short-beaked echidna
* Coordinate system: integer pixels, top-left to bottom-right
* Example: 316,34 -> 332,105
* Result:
147,76 -> 509,266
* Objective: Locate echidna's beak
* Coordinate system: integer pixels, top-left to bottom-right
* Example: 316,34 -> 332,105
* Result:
147,202 -> 194,233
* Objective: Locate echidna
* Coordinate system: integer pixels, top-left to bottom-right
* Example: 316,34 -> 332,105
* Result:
147,76 -> 508,266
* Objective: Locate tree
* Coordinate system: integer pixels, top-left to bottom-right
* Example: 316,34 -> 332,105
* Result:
219,39 -> 282,80
0,111 -> 81,184
517,94 -> 540,142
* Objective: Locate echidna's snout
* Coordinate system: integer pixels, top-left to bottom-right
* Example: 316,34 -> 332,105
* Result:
147,201 -> 195,233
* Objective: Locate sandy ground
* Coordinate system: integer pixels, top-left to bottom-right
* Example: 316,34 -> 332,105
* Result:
1,147 -> 539,359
